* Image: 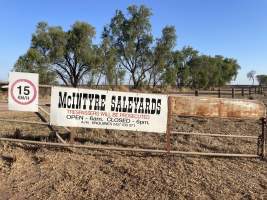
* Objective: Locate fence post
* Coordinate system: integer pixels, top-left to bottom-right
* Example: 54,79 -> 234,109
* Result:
70,128 -> 76,144
165,96 -> 173,153
232,88 -> 235,98
218,88 -> 221,98
249,87 -> 251,96
255,87 -> 257,94
261,118 -> 266,159
195,90 -> 199,96
241,88 -> 244,96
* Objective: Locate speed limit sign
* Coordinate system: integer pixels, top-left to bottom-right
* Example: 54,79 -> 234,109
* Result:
8,72 -> 39,112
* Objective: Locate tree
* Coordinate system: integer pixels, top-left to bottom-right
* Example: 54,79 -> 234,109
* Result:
14,5 -> 241,90
256,75 -> 267,85
100,36 -> 117,85
149,26 -> 177,87
186,55 -> 240,89
188,55 -> 210,88
98,30 -> 125,85
219,57 -> 240,86
106,5 -> 154,88
14,48 -> 57,84
174,46 -> 198,88
15,21 -> 96,87
247,70 -> 256,85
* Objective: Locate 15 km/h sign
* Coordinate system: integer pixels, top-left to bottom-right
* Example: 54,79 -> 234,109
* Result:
8,72 -> 39,112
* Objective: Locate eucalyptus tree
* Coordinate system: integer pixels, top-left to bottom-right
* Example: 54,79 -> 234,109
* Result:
174,46 -> 198,88
149,26 -> 177,87
187,55 -> 240,89
247,70 -> 256,85
14,48 -> 57,84
105,5 -> 154,88
256,75 -> 267,85
14,21 -> 96,87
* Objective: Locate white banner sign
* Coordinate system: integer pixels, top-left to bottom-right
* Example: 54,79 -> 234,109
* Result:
8,72 -> 39,112
50,87 -> 168,133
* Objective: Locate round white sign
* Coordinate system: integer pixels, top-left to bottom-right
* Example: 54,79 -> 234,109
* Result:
11,79 -> 37,105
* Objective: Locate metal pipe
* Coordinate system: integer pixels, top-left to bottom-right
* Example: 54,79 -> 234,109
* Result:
38,105 -> 71,133
171,131 -> 258,139
0,137 -> 260,158
55,132 -> 66,144
165,96 -> 172,152
0,118 -> 49,126
261,118 -> 266,158
38,106 -> 50,116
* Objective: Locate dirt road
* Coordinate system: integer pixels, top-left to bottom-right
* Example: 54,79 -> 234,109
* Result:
0,102 -> 7,112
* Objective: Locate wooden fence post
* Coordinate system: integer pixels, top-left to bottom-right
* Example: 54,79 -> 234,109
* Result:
255,87 -> 257,94
165,96 -> 173,153
195,90 -> 199,96
232,88 -> 235,98
241,88 -> 244,96
262,118 -> 266,159
70,128 -> 76,144
218,88 -> 221,98
249,87 -> 251,96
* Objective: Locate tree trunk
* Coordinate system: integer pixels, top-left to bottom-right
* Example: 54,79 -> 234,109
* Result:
147,72 -> 152,87
132,73 -> 138,88
96,73 -> 102,86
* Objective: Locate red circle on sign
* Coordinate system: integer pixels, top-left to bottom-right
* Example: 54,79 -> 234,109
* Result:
11,79 -> 37,105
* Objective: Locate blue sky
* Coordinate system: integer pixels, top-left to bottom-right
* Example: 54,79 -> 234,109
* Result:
0,0 -> 266,84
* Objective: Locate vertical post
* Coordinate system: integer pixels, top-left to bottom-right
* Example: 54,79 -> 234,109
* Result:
165,96 -> 172,153
218,88 -> 221,98
195,90 -> 199,96
241,88 -> 244,96
257,135 -> 261,156
232,88 -> 235,98
261,118 -> 266,159
70,128 -> 75,144
249,87 -> 251,96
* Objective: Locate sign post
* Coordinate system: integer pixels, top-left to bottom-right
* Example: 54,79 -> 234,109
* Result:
8,72 -> 39,112
165,96 -> 173,153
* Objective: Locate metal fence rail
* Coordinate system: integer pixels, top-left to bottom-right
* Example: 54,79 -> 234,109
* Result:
171,131 -> 259,139
0,95 -> 266,159
0,137 -> 260,158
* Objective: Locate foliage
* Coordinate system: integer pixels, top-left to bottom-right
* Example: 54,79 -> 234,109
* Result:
14,5 -> 241,89
15,21 -> 96,87
256,75 -> 267,85
14,48 -> 57,84
187,55 -> 240,89
247,70 -> 256,85
105,5 -> 153,88
150,26 -> 177,87
174,46 -> 198,87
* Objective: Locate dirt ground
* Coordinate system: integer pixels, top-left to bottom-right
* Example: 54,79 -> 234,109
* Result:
0,93 -> 266,199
